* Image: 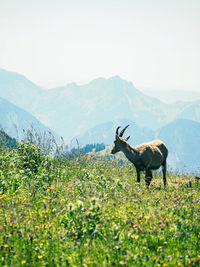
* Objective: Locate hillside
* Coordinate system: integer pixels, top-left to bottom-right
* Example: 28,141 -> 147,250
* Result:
0,97 -> 58,141
0,69 -> 43,111
157,118 -> 200,172
0,143 -> 199,266
0,129 -> 17,148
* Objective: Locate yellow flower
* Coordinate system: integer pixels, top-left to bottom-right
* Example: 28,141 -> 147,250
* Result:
83,243 -> 88,248
163,264 -> 167,267
144,215 -> 150,220
119,261 -> 127,265
67,256 -> 72,261
21,260 -> 26,264
4,244 -> 9,248
35,225 -> 40,230
38,255 -> 43,259
177,263 -> 182,267
154,256 -> 157,260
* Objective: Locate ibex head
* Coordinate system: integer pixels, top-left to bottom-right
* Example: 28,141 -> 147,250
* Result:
111,125 -> 130,154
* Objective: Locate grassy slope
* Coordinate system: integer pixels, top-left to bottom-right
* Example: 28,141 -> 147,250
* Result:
0,144 -> 199,266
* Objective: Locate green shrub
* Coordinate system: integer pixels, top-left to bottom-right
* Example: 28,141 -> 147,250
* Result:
17,143 -> 48,174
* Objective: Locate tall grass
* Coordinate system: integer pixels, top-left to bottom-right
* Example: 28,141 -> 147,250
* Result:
0,143 -> 199,266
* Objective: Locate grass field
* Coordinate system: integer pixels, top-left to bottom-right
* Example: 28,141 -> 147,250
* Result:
0,143 -> 199,266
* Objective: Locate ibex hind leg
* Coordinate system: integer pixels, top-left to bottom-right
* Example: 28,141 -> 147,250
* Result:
145,169 -> 153,188
136,169 -> 140,183
162,160 -> 167,187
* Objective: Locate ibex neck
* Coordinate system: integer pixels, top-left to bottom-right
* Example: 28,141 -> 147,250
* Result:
121,142 -> 138,163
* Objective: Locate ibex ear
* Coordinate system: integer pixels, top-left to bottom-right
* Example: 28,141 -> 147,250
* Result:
125,135 -> 130,141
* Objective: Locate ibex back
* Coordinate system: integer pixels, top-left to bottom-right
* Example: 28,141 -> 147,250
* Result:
111,125 -> 168,188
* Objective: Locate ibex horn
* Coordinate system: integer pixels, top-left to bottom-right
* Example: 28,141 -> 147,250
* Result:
119,125 -> 129,137
116,126 -> 121,135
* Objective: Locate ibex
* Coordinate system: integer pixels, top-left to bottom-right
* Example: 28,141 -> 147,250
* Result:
111,125 -> 168,187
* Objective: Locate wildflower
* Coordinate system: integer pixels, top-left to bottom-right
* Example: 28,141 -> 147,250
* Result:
145,256 -> 149,261
72,246 -> 76,250
4,244 -> 9,248
21,260 -> 26,264
163,264 -> 167,267
144,215 -> 150,220
83,243 -> 88,248
0,194 -> 7,199
68,245 -> 71,249
159,220 -> 165,227
38,255 -> 43,259
180,256 -> 183,259
119,261 -> 127,265
177,263 -> 182,267
167,255 -> 171,259
35,225 -> 40,230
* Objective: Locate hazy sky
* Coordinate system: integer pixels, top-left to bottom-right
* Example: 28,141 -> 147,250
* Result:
0,0 -> 200,91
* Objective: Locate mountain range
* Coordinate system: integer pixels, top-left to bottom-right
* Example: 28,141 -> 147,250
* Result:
1,68 -> 197,139
0,68 -> 200,172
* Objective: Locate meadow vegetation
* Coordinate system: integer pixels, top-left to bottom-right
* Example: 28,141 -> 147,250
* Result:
0,142 -> 199,266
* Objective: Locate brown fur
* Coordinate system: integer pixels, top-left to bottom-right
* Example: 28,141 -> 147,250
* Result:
111,128 -> 168,187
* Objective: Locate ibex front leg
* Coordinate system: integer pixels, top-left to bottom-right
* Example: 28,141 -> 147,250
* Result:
136,169 -> 140,183
162,160 -> 167,187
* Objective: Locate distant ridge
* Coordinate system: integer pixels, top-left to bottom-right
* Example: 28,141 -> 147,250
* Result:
0,129 -> 17,148
0,97 -> 58,141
